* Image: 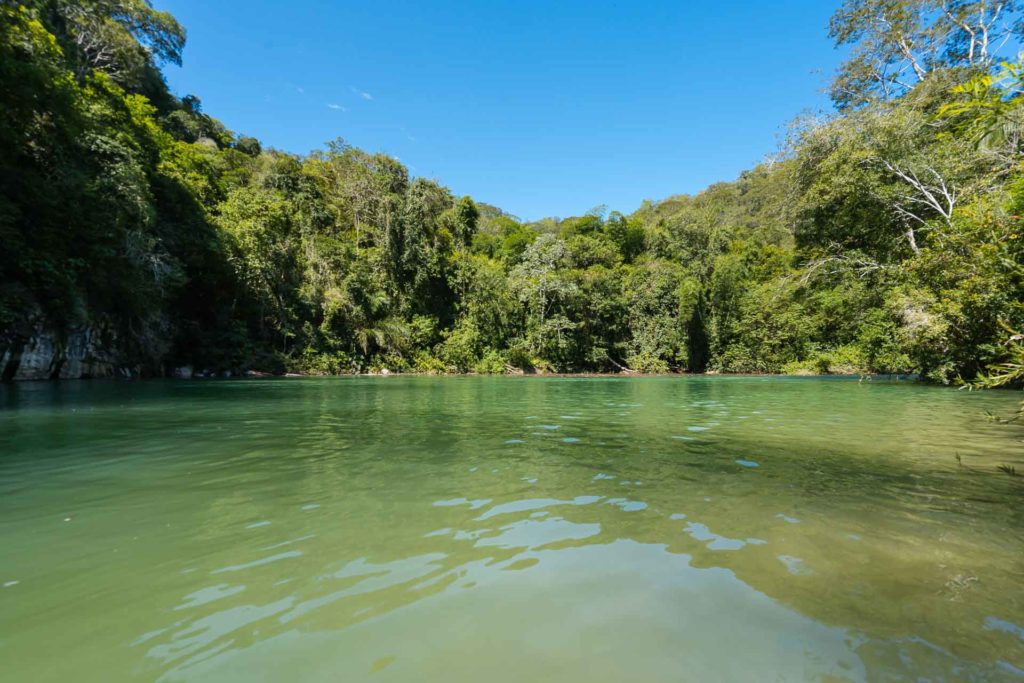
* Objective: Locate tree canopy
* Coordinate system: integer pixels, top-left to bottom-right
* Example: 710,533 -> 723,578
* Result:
1,0 -> 1022,384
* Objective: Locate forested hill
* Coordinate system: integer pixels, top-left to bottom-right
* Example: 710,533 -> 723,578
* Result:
1,1 -> 1022,381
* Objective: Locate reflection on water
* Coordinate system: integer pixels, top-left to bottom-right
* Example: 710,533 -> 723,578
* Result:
1,376 -> 1022,682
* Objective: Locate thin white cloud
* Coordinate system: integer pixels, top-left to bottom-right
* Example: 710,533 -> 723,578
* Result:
327,103 -> 348,111
350,86 -> 373,101
296,86 -> 305,94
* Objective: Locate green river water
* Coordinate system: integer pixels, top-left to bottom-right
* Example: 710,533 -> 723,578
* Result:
1,376 -> 1022,682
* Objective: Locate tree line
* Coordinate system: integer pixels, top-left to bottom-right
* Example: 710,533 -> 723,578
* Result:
1,0 -> 1022,381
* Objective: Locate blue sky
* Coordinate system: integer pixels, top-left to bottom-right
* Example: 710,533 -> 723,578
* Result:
160,0 -> 844,220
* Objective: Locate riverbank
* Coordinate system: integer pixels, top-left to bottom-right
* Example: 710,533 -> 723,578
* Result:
1,366 -> 923,383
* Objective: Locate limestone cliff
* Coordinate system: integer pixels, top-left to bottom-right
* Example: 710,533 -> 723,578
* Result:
1,308 -> 171,381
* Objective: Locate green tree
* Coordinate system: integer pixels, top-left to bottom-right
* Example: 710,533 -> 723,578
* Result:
829,0 -> 1020,108
510,234 -> 578,362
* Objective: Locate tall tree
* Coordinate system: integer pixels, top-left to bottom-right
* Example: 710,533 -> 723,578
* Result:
48,0 -> 185,85
829,0 -> 1020,108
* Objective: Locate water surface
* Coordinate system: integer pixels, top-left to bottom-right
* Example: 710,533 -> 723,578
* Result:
1,376 -> 1022,682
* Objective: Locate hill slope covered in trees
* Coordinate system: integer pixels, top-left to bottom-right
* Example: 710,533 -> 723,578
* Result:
1,0 -> 1022,381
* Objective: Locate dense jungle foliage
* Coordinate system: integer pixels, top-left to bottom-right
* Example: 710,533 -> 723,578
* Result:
1,0 -> 1023,380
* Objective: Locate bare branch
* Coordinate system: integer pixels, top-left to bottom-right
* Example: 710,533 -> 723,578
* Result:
793,248 -> 892,284
881,160 -> 958,228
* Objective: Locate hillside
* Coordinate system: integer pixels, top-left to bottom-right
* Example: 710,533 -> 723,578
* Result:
1,1 -> 1021,381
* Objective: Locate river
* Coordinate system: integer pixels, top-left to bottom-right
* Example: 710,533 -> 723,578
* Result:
1,376 -> 1022,681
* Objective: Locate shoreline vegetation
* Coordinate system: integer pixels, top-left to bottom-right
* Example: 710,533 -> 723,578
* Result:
171,368 -> 923,380
1,2 -> 1022,388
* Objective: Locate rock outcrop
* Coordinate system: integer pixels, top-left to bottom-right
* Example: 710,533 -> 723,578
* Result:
172,365 -> 193,379
1,300 -> 177,381
0,324 -> 129,381
0,303 -> 174,383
